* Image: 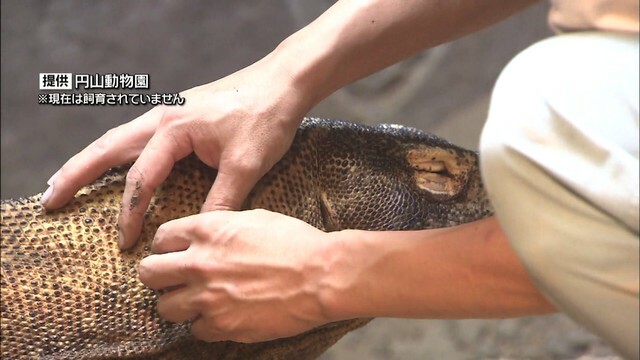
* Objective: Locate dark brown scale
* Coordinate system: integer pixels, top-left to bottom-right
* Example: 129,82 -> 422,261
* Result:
1,118 -> 492,359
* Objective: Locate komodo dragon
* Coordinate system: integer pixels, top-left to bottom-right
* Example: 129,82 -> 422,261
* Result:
1,118 -> 493,359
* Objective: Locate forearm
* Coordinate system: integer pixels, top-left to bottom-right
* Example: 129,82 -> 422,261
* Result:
272,0 -> 540,106
319,216 -> 556,321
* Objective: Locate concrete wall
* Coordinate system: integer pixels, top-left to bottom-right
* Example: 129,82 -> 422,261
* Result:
0,1 -> 617,358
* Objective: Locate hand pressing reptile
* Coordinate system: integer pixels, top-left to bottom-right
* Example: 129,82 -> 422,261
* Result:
41,54 -> 309,249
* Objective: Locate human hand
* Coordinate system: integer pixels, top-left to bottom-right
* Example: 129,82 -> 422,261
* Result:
137,209 -> 335,343
40,55 -> 312,249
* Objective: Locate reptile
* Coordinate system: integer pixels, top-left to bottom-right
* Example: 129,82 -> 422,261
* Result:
1,118 -> 493,359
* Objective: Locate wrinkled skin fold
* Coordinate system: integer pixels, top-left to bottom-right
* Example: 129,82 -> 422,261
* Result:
1,118 -> 493,359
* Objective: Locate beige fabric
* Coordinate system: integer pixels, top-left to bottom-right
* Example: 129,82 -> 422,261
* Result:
480,32 -> 639,359
549,0 -> 640,33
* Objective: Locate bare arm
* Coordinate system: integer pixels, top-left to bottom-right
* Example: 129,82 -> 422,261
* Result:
322,216 -> 555,321
278,0 -> 540,103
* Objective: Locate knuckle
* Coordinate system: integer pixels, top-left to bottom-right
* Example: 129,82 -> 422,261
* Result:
161,130 -> 189,161
229,154 -> 264,177
190,224 -> 208,241
190,218 -> 219,242
156,107 -> 182,128
242,159 -> 264,175
125,165 -> 145,185
92,129 -> 116,159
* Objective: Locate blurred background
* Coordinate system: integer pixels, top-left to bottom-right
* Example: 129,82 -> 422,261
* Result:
0,1 -> 619,359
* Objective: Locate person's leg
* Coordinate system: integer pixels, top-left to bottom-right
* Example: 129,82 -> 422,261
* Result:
480,32 -> 639,359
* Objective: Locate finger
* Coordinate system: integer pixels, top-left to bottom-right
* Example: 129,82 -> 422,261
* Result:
118,130 -> 192,249
156,286 -> 200,323
138,251 -> 189,290
151,218 -> 195,254
201,167 -> 260,212
42,108 -> 162,209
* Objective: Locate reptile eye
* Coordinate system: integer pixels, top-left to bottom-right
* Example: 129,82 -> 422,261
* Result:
406,147 -> 475,199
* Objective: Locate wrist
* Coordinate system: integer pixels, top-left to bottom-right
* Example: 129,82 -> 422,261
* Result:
314,229 -> 379,323
269,29 -> 339,110
268,0 -> 374,108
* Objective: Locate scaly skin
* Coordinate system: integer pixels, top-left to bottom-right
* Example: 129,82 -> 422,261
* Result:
0,118 -> 493,359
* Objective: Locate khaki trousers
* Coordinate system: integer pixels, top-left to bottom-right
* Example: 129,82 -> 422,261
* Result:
480,32 -> 639,359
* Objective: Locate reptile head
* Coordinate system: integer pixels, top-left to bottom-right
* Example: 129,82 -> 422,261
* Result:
249,118 -> 493,232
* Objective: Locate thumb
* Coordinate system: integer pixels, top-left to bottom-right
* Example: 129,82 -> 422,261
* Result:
201,168 -> 259,212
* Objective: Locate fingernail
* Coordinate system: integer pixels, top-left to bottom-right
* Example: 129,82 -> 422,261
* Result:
41,185 -> 53,206
117,214 -> 126,248
47,169 -> 61,186
118,230 -> 126,249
